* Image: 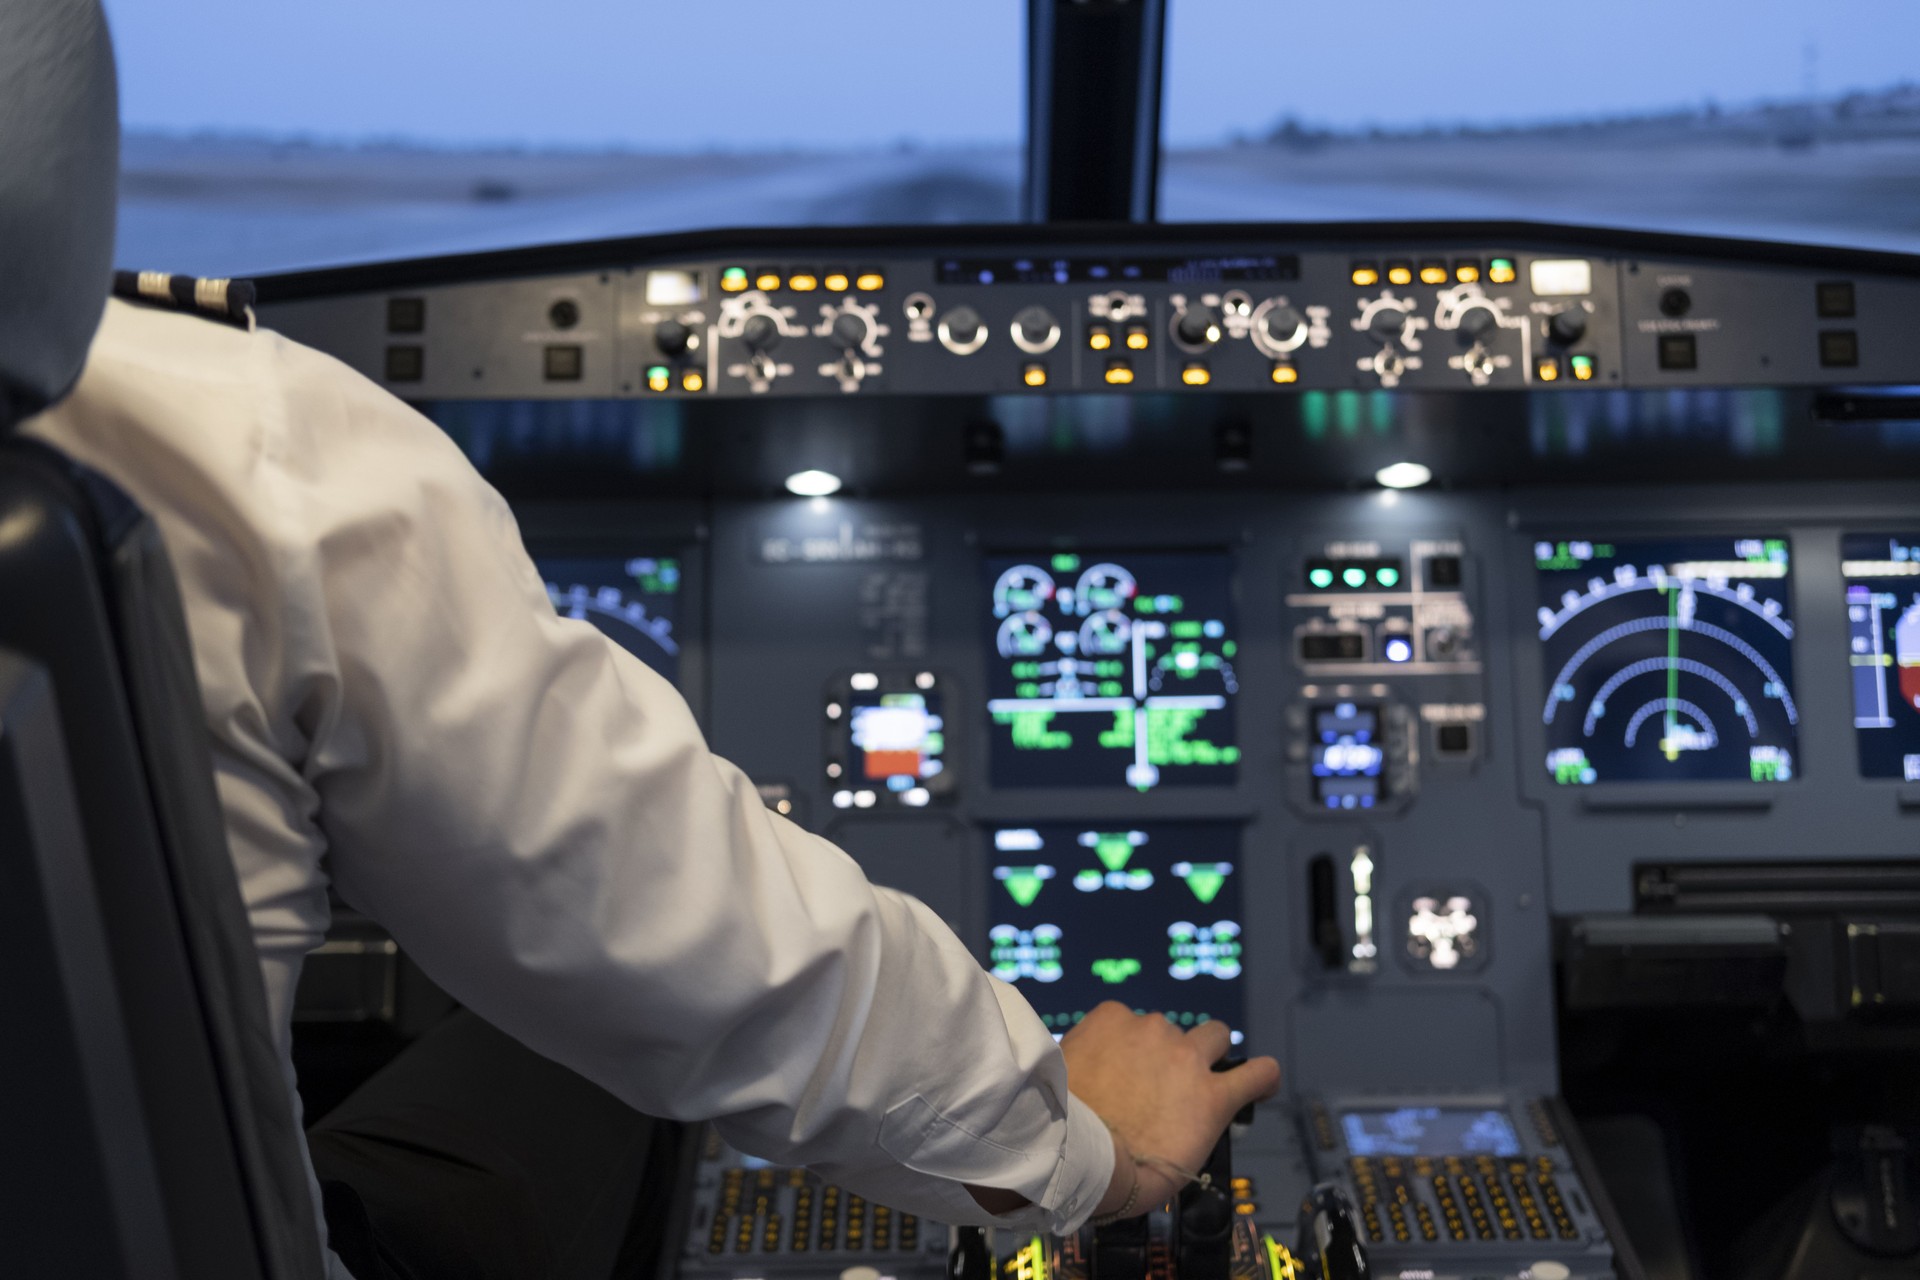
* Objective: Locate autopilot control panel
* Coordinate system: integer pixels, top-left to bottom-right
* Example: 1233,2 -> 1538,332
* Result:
262,222 -> 1920,1280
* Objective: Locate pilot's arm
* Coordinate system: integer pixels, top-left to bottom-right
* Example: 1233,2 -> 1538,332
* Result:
31,298 -> 1273,1238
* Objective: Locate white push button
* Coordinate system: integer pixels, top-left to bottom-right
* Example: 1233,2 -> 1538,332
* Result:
1529,1262 -> 1572,1280
841,1266 -> 883,1280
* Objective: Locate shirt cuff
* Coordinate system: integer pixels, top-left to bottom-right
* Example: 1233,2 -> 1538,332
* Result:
1041,1093 -> 1117,1236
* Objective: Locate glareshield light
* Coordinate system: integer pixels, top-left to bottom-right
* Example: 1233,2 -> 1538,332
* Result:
1375,461 -> 1433,490
785,469 -> 843,497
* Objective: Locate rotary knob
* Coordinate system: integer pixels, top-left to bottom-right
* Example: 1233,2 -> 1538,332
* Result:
1548,309 -> 1589,346
1011,305 -> 1060,353
1175,304 -> 1222,349
828,311 -> 871,351
1457,304 -> 1498,341
1367,305 -> 1410,346
655,318 -> 692,358
939,305 -> 987,355
742,313 -> 782,352
1261,304 -> 1306,348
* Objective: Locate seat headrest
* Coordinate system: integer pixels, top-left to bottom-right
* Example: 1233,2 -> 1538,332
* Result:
0,0 -> 118,429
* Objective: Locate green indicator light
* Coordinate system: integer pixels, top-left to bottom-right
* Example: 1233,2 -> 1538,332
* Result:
721,266 -> 747,283
1051,553 -> 1081,572
1308,567 -> 1334,589
1342,566 -> 1368,588
1376,565 -> 1400,587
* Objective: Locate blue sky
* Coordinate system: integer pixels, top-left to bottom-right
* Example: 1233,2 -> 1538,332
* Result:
104,0 -> 1920,150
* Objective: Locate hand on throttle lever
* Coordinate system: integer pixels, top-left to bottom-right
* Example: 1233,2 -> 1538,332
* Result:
1063,1002 -> 1281,1220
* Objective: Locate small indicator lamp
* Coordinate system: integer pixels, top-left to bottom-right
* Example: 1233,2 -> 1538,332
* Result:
1125,326 -> 1150,350
1271,362 -> 1299,384
1342,566 -> 1369,589
1376,565 -> 1401,587
720,267 -> 749,293
785,469 -> 843,497
1104,361 -> 1135,385
823,271 -> 851,292
1570,354 -> 1596,382
1022,363 -> 1048,387
1488,257 -> 1518,284
1181,363 -> 1211,386
1351,263 -> 1380,287
754,269 -> 782,292
1375,461 -> 1433,489
1419,262 -> 1449,285
1454,261 -> 1481,283
681,369 -> 705,392
645,365 -> 672,392
1536,356 -> 1561,382
1387,263 -> 1414,286
1088,325 -> 1113,351
1384,636 -> 1414,663
855,271 -> 886,292
788,272 -> 818,292
1309,567 -> 1335,589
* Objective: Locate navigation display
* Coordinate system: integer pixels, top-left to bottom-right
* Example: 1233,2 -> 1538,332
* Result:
1342,1107 -> 1523,1158
988,823 -> 1245,1042
1843,533 -> 1920,780
1535,537 -> 1797,784
985,552 -> 1240,790
539,555 -> 682,685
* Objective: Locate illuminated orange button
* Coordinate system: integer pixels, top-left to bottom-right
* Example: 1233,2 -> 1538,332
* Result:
1271,362 -> 1299,384
1351,263 -> 1380,287
754,270 -> 781,292
1125,326 -> 1150,350
1181,363 -> 1211,386
855,271 -> 885,292
1536,357 -> 1560,382
787,272 -> 818,292
1104,361 -> 1134,385
823,271 -> 850,292
1088,326 -> 1112,351
1455,262 -> 1481,283
1387,263 -> 1414,285
1022,363 -> 1047,387
682,369 -> 705,392
1420,262 -> 1448,284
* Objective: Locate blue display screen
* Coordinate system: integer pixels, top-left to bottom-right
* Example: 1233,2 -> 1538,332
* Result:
1342,1107 -> 1522,1157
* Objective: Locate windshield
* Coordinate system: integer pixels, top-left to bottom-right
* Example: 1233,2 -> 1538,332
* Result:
1161,0 -> 1920,253
107,0 -> 1023,276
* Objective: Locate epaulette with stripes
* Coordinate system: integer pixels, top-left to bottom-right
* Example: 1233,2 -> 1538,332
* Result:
112,270 -> 256,330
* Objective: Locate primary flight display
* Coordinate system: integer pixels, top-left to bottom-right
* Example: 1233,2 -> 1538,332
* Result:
1535,536 -> 1797,784
1844,532 -> 1920,781
984,551 -> 1240,790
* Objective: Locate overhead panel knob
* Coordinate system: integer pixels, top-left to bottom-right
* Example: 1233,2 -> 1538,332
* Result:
654,318 -> 693,357
1548,309 -> 1589,346
828,311 -> 871,351
1457,305 -> 1498,340
938,305 -> 988,355
1261,304 -> 1306,348
742,314 -> 782,352
1367,305 -> 1408,346
1176,304 -> 1223,349
1011,305 -> 1060,354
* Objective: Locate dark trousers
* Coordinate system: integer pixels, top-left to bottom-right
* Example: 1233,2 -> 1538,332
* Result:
307,1009 -> 676,1280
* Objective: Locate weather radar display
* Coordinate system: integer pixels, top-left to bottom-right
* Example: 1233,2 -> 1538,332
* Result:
984,552 -> 1239,790
1536,537 -> 1797,785
987,823 -> 1245,1042
539,555 -> 682,685
1843,533 -> 1920,780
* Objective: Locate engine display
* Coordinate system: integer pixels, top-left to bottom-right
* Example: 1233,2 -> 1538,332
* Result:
987,823 -> 1245,1042
984,552 -> 1240,790
1843,533 -> 1920,781
1535,537 -> 1797,784
539,554 -> 682,684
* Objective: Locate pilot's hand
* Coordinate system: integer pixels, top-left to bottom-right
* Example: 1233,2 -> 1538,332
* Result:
1063,1001 -> 1281,1220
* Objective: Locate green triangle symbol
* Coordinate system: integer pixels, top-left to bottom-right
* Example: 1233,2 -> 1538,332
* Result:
1183,866 -> 1228,905
1004,870 -> 1045,908
1094,835 -> 1133,873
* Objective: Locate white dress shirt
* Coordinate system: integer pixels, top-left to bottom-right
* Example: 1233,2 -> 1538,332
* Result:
27,298 -> 1113,1278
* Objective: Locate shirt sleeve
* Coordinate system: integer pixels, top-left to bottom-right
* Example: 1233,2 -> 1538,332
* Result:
258,336 -> 1112,1234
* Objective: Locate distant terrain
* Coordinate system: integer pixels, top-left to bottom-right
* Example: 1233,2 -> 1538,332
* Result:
117,85 -> 1920,276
